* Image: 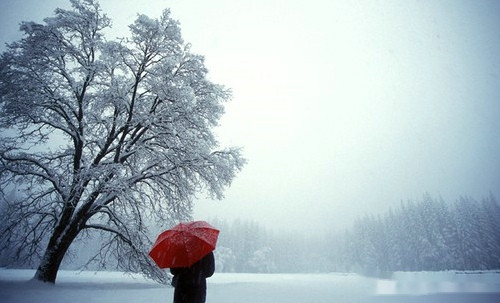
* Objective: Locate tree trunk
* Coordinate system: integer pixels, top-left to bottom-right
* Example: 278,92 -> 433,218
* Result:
33,226 -> 80,283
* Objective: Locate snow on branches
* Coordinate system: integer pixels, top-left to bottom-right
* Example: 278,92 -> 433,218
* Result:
0,0 -> 245,283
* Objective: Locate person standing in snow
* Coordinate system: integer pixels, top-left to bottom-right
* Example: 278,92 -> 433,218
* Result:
170,251 -> 215,303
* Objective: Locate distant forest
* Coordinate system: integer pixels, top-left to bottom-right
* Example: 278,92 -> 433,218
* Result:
212,194 -> 500,273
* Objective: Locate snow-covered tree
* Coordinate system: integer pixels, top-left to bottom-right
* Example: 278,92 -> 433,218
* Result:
0,0 -> 244,284
479,195 -> 500,268
336,194 -> 500,272
249,246 -> 276,273
213,246 -> 236,272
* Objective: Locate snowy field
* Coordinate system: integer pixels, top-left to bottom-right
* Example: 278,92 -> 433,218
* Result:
1,269 -> 500,303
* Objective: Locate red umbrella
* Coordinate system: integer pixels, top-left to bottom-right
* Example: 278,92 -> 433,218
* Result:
149,221 -> 219,268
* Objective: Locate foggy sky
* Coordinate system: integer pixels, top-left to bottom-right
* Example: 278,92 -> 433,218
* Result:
1,0 -> 499,232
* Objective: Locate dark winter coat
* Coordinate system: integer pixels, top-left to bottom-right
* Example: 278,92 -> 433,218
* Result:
170,252 -> 215,303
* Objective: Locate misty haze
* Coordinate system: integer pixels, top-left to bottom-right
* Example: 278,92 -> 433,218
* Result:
1,1 -> 499,303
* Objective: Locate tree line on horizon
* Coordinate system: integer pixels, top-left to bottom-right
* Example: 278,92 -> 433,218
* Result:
211,194 -> 500,273
333,194 -> 500,273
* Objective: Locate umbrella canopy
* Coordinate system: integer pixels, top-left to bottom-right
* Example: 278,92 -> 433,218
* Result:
149,221 -> 219,268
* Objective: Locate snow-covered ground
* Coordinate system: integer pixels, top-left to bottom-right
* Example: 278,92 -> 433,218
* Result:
1,269 -> 499,303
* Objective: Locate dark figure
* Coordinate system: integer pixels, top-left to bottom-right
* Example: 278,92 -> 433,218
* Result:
170,251 -> 215,303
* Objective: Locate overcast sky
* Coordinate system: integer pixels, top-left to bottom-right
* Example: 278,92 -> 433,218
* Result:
1,0 -> 499,232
